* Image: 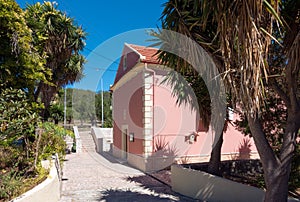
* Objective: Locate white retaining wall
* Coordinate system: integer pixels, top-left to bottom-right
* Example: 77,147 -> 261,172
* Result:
91,127 -> 113,153
171,165 -> 300,202
171,165 -> 265,202
11,161 -> 60,202
73,126 -> 82,153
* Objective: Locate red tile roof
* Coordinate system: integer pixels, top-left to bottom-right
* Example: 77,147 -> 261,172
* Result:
111,44 -> 161,90
127,44 -> 160,64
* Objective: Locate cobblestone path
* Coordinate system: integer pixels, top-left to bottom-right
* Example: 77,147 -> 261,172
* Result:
59,130 -> 197,202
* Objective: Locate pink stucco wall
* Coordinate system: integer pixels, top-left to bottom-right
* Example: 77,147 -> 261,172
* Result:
152,69 -> 200,158
114,45 -> 140,85
112,44 -> 258,161
113,66 -> 258,159
151,68 -> 258,159
113,70 -> 145,155
113,120 -> 122,150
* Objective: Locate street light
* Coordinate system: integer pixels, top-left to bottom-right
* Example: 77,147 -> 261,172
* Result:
101,78 -> 104,127
64,87 -> 66,127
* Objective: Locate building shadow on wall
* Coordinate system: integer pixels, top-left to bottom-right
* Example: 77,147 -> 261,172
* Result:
145,135 -> 179,172
237,138 -> 252,159
230,138 -> 253,160
152,135 -> 179,159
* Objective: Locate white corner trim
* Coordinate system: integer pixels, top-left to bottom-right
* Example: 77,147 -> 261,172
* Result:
110,63 -> 144,91
124,43 -> 146,60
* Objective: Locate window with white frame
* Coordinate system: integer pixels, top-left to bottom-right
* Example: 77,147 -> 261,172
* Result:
123,54 -> 127,71
228,107 -> 234,121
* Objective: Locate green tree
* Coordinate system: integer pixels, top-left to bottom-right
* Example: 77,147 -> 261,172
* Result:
95,91 -> 112,128
64,88 -> 74,124
72,89 -> 97,126
49,103 -> 64,124
158,0 -> 300,201
0,0 -> 48,98
25,1 -> 86,121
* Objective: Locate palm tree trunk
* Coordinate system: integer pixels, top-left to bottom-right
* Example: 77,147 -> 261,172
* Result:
248,112 -> 299,202
34,82 -> 42,101
264,168 -> 290,202
207,132 -> 223,176
40,84 -> 56,121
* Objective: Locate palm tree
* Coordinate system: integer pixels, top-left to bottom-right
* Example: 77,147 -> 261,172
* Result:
157,0 -> 300,201
153,0 -> 226,176
25,1 -> 86,120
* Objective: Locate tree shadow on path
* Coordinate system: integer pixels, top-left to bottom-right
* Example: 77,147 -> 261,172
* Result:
126,175 -> 173,195
99,189 -> 178,202
98,175 -> 199,201
125,175 -> 198,201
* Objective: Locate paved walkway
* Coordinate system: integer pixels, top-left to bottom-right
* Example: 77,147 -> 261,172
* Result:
59,130 -> 197,202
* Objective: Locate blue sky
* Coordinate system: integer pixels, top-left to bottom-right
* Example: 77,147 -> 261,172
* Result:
16,0 -> 165,91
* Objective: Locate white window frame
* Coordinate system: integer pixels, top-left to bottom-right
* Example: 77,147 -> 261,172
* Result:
123,54 -> 127,71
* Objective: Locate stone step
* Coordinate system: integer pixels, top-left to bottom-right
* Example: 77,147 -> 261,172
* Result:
77,131 -> 96,153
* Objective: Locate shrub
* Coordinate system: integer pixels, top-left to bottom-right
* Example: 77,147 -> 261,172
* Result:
0,119 -> 72,201
0,170 -> 23,200
0,122 -> 71,201
289,142 -> 300,191
35,122 -> 69,163
49,103 -> 64,124
0,88 -> 40,149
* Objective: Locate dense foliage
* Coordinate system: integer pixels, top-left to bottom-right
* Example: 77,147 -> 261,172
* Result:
0,88 -> 40,151
0,0 -> 86,121
0,1 -> 82,201
0,0 -> 48,96
0,89 -> 71,201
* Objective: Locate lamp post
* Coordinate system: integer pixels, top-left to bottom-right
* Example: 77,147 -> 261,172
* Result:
101,78 -> 104,127
64,87 -> 67,127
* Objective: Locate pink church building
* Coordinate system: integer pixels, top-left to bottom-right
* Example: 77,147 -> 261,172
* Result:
110,43 -> 258,172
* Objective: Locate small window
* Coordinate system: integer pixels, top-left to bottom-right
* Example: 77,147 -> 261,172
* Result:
228,107 -> 234,121
123,54 -> 127,71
